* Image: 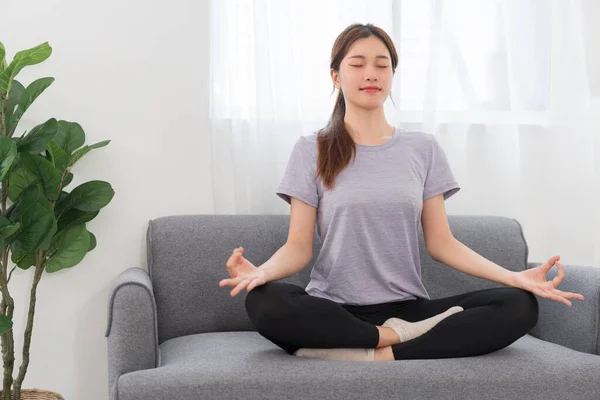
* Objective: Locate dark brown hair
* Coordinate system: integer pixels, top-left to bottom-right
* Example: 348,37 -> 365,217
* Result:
316,23 -> 398,190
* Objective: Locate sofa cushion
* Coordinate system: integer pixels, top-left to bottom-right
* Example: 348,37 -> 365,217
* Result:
117,331 -> 600,400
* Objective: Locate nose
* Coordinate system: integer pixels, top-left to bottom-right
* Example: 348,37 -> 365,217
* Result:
365,68 -> 378,82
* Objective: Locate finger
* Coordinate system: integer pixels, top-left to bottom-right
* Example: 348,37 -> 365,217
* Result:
550,288 -> 584,301
230,249 -> 240,263
231,278 -> 250,296
542,289 -> 572,307
219,278 -> 231,287
247,278 -> 263,291
533,287 -> 572,307
233,253 -> 242,265
219,276 -> 243,287
543,255 -> 560,272
226,252 -> 243,271
551,262 -> 565,286
227,249 -> 240,264
225,257 -> 238,274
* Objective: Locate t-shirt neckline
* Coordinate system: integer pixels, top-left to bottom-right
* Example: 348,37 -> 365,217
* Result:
354,126 -> 399,151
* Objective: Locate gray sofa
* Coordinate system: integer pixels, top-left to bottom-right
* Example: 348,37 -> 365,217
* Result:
106,214 -> 600,400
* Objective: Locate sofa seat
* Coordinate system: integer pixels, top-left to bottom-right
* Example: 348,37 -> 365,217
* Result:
116,331 -> 600,400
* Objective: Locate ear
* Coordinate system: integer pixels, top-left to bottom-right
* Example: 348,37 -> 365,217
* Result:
330,69 -> 340,89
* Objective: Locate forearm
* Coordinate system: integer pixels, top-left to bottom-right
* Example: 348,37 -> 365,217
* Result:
258,242 -> 312,282
429,238 -> 518,287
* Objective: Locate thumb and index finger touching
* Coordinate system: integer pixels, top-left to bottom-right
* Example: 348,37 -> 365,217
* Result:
222,247 -> 245,286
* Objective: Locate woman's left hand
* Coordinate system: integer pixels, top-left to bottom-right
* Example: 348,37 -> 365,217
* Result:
512,255 -> 585,307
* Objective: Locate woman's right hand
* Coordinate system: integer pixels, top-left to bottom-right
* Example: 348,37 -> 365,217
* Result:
219,247 -> 268,296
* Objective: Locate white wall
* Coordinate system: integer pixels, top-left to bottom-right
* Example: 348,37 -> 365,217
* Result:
0,1 -> 598,399
1,1 -> 211,398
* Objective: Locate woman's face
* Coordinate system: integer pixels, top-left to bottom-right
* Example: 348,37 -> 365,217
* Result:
331,36 -> 394,111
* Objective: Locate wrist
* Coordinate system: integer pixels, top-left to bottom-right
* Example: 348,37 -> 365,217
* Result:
257,265 -> 272,282
507,270 -> 522,289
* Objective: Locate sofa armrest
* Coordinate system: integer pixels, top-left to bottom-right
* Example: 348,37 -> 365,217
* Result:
105,267 -> 159,400
527,262 -> 599,355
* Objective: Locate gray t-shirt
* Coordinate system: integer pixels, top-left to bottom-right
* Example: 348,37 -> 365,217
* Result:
276,127 -> 460,305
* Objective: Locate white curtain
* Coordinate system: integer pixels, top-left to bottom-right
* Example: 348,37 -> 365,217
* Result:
209,0 -> 600,266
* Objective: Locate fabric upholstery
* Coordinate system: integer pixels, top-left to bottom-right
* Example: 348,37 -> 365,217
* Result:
105,214 -> 600,400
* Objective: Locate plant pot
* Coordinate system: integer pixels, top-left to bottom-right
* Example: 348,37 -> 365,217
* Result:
0,389 -> 64,399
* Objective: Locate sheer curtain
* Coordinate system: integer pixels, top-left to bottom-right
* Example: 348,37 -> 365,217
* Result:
209,0 -> 600,266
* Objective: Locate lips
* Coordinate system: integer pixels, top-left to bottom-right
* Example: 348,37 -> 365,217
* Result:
360,87 -> 381,92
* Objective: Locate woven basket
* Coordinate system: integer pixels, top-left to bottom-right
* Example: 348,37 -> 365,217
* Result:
0,389 -> 64,399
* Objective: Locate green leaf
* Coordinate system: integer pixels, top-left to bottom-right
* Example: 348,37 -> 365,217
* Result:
0,222 -> 20,239
0,42 -> 52,95
9,150 -> 21,173
20,153 -> 61,201
17,118 -> 58,154
87,231 -> 96,252
0,136 -> 17,181
5,80 -> 24,136
54,121 -> 84,155
38,218 -> 57,251
10,247 -> 36,270
0,315 -> 13,335
62,172 -> 73,187
45,224 -> 89,273
8,152 -> 62,202
18,202 -> 55,253
55,181 -> 114,215
10,184 -> 55,253
9,77 -> 54,134
9,183 -> 44,218
69,140 -> 110,166
8,166 -> 38,203
0,43 -> 5,72
56,190 -> 68,204
0,217 -> 19,243
46,140 -> 69,174
4,201 -> 17,221
57,209 -> 98,232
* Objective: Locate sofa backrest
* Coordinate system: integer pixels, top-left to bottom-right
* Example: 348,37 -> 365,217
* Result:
147,214 -> 529,343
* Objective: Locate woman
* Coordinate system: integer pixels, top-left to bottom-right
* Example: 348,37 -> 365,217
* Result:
218,23 -> 584,362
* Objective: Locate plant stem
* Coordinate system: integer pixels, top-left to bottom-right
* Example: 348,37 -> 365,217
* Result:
0,93 -> 14,400
12,251 -> 44,400
6,268 -> 15,285
0,256 -> 14,400
1,91 -> 8,276
0,93 -> 6,140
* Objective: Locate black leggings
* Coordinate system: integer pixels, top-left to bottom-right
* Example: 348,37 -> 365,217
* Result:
244,281 -> 539,360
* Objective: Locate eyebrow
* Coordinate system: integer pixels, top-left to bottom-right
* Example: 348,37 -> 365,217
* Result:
347,55 -> 390,60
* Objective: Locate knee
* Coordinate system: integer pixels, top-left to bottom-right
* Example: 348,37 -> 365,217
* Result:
507,288 -> 539,330
244,282 -> 290,328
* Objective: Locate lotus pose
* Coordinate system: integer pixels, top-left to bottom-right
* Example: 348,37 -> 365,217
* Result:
219,23 -> 584,362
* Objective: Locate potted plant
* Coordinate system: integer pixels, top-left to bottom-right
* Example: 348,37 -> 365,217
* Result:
0,41 -> 114,399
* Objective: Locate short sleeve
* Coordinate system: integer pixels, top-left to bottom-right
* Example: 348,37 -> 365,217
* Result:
276,136 -> 319,208
423,135 -> 461,201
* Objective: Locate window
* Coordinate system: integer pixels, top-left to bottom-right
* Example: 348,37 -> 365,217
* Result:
210,0 -> 550,124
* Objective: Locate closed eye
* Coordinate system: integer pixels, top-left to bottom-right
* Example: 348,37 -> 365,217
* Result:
350,65 -> 389,68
